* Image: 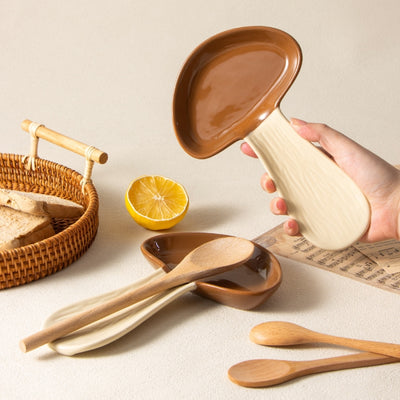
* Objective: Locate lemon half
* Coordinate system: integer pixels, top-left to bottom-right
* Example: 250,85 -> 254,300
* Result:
125,175 -> 189,230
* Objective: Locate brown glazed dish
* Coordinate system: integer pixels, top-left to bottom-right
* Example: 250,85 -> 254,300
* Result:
140,232 -> 282,310
173,26 -> 301,158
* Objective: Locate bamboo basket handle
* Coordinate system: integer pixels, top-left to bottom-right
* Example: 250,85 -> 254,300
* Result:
21,120 -> 108,189
21,120 -> 108,164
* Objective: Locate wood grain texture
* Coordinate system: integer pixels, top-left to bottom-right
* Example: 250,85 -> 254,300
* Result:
228,352 -> 398,388
250,321 -> 400,357
20,237 -> 254,353
45,269 -> 195,355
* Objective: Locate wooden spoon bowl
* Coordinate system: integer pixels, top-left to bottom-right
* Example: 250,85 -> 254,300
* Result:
141,232 -> 282,310
20,236 -> 255,353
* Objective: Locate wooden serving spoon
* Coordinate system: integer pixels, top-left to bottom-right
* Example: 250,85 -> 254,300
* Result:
43,234 -> 280,356
44,270 -> 196,356
20,236 -> 254,353
249,321 -> 400,358
228,352 -> 398,388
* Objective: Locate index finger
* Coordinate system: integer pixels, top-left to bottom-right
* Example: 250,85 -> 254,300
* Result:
240,142 -> 258,158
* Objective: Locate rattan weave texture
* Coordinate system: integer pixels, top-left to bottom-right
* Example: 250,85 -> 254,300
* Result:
0,153 -> 99,289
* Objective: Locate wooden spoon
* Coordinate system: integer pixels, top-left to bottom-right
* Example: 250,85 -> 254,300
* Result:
44,270 -> 196,356
44,235 -> 280,356
250,321 -> 400,358
228,352 -> 398,388
19,236 -> 254,353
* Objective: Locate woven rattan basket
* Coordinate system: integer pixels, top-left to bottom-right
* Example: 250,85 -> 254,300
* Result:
0,121 -> 107,289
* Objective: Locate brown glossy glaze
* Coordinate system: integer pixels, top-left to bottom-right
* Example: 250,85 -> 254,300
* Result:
173,26 -> 302,158
140,232 -> 282,310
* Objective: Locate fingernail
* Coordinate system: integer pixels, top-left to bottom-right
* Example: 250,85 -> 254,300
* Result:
287,219 -> 297,229
290,118 -> 307,126
286,219 -> 299,235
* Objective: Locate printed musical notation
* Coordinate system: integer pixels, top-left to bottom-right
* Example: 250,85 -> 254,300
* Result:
354,241 -> 400,273
256,224 -> 400,294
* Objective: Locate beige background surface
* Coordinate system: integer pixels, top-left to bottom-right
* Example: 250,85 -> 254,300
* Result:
1,1 -> 399,399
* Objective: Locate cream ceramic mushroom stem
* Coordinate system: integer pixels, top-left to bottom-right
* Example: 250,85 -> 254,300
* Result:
244,108 -> 370,250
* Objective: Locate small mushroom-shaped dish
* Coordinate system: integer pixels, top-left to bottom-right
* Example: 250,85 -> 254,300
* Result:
141,232 -> 282,310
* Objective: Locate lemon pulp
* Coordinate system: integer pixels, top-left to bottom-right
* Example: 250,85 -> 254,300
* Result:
125,175 -> 189,230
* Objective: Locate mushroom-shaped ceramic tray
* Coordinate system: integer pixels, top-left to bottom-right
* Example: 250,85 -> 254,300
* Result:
173,26 -> 370,250
141,232 -> 282,310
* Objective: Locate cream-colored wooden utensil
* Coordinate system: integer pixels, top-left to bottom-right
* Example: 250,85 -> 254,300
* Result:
249,321 -> 400,358
44,270 -> 196,356
20,236 -> 254,353
43,233 -> 280,356
228,352 -> 398,388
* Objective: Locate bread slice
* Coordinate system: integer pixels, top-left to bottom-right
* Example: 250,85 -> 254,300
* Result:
0,206 -> 55,250
0,189 -> 84,218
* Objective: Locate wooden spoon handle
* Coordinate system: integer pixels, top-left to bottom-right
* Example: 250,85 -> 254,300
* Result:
245,108 -> 370,250
20,236 -> 254,353
228,352 -> 398,388
46,269 -> 165,322
20,272 -> 181,353
49,282 -> 197,356
322,334 -> 400,358
295,351 -> 398,375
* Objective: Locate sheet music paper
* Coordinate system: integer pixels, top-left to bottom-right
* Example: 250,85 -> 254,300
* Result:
255,224 -> 400,294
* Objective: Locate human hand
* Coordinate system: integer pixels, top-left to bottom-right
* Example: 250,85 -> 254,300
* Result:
241,119 -> 400,243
